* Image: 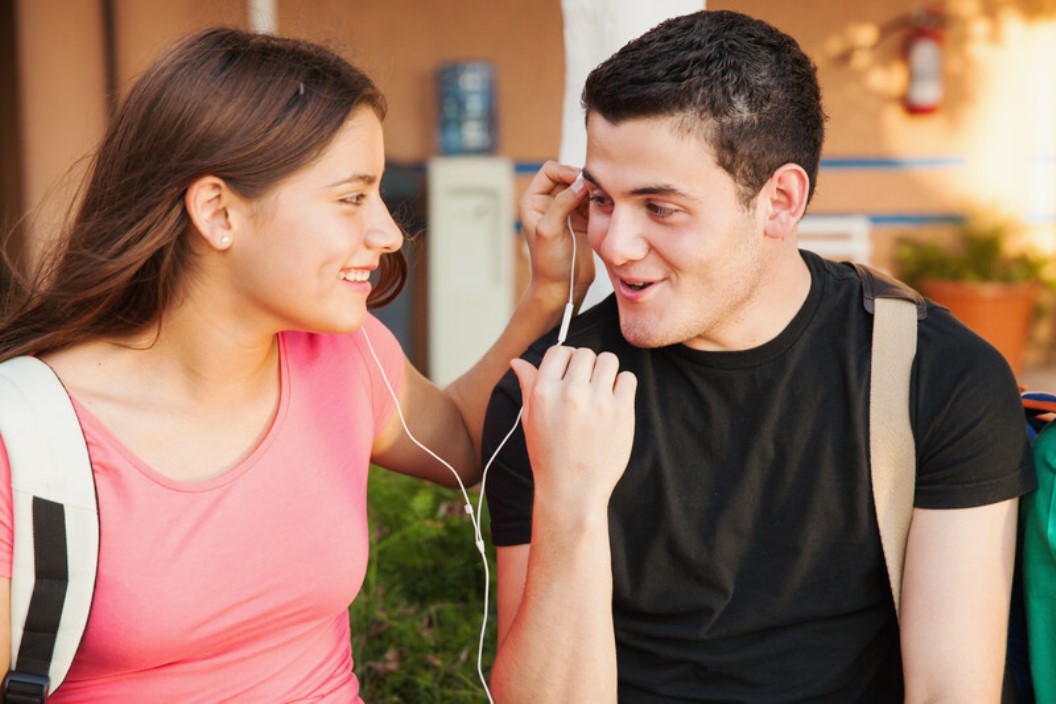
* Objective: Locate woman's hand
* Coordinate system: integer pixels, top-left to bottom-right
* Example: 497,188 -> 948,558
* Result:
519,161 -> 595,311
510,346 -> 637,512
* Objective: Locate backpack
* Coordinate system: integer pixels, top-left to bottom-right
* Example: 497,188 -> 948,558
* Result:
0,356 -> 99,703
1008,390 -> 1056,704
858,262 -> 1045,704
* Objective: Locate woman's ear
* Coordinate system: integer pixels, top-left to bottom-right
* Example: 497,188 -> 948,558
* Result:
761,163 -> 810,241
185,176 -> 238,250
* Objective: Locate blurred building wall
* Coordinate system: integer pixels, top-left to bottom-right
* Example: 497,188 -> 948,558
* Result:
5,0 -> 1054,343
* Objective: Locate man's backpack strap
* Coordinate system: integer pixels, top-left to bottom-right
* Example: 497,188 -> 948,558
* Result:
0,357 -> 99,702
853,263 -> 926,623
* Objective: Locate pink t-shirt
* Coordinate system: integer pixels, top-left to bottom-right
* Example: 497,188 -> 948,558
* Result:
0,316 -> 404,702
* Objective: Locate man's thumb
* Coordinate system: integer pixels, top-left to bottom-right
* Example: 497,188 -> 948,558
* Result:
509,358 -> 538,401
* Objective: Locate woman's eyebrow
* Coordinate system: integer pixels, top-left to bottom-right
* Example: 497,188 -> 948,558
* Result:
326,173 -> 377,188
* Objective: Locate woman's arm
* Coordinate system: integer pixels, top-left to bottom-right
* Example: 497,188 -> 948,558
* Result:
371,161 -> 593,486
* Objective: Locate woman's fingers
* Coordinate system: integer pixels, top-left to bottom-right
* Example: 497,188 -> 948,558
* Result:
518,161 -> 596,306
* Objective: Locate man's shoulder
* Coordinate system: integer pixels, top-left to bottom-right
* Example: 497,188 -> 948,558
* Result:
916,299 -> 1011,376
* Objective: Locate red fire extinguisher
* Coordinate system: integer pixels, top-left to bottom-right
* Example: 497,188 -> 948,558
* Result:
903,10 -> 945,115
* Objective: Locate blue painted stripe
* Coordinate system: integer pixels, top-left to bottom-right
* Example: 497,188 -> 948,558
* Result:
514,161 -> 547,175
857,213 -> 963,226
418,156 -> 1055,175
512,212 -> 1056,232
816,213 -> 1056,227
819,156 -> 966,169
511,157 -> 971,173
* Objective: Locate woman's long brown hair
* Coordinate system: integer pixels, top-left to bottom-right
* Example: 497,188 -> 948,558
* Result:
0,27 -> 407,361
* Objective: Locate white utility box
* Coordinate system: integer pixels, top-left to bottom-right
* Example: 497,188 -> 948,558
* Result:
426,156 -> 514,387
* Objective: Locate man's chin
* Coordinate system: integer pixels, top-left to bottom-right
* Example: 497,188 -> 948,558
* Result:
618,318 -> 673,349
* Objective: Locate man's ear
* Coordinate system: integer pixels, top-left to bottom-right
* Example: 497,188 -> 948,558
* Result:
185,176 -> 238,250
761,163 -> 810,241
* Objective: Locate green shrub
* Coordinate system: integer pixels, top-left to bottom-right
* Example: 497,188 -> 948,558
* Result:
894,214 -> 1050,288
351,468 -> 496,702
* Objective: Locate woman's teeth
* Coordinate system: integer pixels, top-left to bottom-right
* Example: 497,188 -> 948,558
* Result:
341,270 -> 370,282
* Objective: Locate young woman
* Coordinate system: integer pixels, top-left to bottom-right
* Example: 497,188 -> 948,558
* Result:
0,27 -> 590,701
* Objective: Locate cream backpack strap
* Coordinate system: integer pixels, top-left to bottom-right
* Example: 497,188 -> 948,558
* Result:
853,263 -> 927,623
0,356 -> 99,699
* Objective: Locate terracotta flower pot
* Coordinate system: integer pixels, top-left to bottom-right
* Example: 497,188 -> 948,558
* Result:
920,279 -> 1040,378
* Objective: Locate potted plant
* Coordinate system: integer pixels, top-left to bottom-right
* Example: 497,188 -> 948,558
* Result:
894,213 -> 1051,377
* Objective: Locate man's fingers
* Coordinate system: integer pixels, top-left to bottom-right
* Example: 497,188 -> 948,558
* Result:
614,370 -> 638,405
509,358 -> 539,391
562,347 -> 601,385
590,351 -> 621,385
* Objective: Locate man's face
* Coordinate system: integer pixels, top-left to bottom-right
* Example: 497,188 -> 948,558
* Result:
583,113 -> 776,351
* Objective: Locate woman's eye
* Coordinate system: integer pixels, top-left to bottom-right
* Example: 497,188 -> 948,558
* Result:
342,194 -> 365,206
589,194 -> 612,209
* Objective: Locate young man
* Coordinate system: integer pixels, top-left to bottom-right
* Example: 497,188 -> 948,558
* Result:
483,10 -> 1036,703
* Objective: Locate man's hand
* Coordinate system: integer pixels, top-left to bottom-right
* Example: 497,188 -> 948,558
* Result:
511,346 -> 637,512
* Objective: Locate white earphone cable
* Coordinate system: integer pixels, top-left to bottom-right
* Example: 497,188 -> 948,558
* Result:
361,209 -> 579,703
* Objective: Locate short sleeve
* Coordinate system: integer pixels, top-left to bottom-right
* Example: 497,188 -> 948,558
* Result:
912,310 -> 1036,508
0,435 -> 14,578
482,362 -> 536,547
358,315 -> 406,434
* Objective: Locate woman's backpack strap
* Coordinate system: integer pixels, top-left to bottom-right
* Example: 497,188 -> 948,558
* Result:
0,357 -> 98,702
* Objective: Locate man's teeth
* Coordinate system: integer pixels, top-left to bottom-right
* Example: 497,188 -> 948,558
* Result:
341,270 -> 370,282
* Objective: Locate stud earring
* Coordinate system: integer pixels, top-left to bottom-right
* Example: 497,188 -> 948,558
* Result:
219,235 -> 231,247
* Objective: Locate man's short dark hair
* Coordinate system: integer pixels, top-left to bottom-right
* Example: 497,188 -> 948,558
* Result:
583,10 -> 826,207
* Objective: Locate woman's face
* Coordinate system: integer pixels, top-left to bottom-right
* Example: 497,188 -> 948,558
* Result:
228,106 -> 402,336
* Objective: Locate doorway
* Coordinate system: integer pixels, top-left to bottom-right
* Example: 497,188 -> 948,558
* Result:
0,0 -> 24,284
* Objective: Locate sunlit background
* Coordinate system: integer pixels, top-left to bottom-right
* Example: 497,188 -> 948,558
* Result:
2,0 -> 1055,378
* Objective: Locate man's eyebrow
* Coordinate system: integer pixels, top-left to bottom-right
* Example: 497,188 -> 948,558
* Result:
326,173 -> 377,188
629,184 -> 694,199
580,169 -> 693,199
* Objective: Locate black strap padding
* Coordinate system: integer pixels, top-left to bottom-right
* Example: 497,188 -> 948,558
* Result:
13,497 -> 69,679
851,262 -> 929,320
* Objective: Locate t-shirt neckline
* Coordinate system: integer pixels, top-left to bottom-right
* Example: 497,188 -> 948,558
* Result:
69,334 -> 292,493
665,250 -> 825,370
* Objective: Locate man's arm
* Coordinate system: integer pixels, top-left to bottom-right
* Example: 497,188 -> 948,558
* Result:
900,500 -> 1019,702
491,525 -> 618,702
488,346 -> 636,704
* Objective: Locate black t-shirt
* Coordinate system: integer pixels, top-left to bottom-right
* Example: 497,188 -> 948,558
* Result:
483,251 -> 1036,703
